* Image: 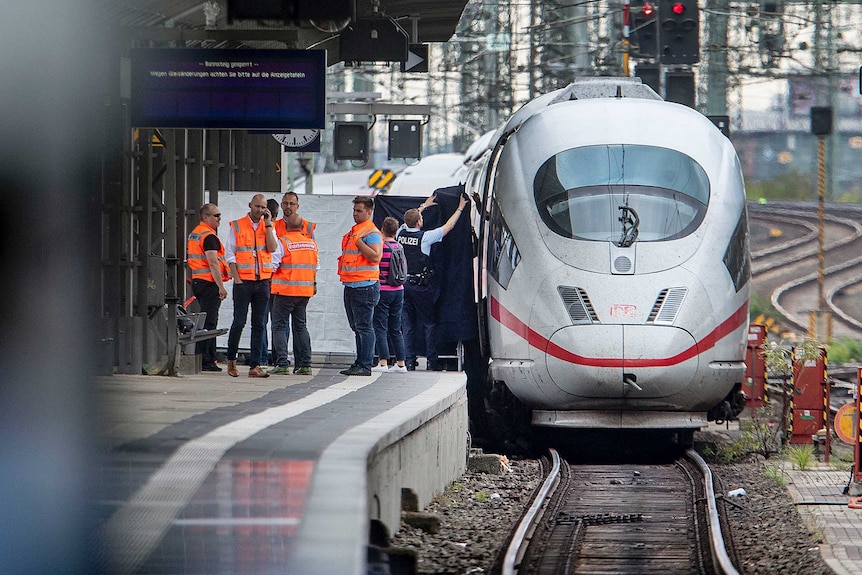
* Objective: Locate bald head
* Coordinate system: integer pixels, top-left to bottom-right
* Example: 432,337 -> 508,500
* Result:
248,194 -> 269,223
286,213 -> 304,230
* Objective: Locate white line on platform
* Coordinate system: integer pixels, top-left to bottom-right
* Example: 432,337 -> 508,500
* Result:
101,376 -> 377,574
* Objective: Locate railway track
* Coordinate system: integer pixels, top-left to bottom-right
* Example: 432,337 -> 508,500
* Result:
502,449 -> 738,575
749,202 -> 862,339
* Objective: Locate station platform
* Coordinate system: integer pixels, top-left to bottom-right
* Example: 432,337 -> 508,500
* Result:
783,464 -> 862,575
703,421 -> 862,575
94,363 -> 468,575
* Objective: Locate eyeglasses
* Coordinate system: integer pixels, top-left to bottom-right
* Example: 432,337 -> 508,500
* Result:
209,213 -> 222,218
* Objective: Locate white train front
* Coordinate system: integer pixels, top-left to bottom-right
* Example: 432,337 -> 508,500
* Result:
467,78 -> 750,438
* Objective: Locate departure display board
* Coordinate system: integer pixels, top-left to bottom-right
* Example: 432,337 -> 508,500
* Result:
130,49 -> 326,130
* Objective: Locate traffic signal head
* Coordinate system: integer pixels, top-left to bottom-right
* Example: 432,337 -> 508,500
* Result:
632,0 -> 658,58
810,107 -> 833,137
659,0 -> 700,64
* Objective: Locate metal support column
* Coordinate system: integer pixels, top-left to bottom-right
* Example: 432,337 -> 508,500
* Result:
161,131 -> 180,375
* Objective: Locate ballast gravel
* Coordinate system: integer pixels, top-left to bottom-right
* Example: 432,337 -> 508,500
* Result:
390,454 -> 835,574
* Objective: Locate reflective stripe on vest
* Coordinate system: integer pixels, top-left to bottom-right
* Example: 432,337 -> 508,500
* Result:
271,232 -> 317,297
230,217 -> 274,280
338,219 -> 380,282
187,223 -> 228,282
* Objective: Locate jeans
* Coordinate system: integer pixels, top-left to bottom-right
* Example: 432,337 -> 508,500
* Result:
374,289 -> 405,363
191,279 -> 221,368
272,295 -> 311,368
402,282 -> 440,367
343,283 -> 380,371
258,295 -> 272,366
227,279 -> 270,369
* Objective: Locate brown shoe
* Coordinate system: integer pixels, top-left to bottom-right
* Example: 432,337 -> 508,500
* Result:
248,366 -> 270,378
227,360 -> 238,377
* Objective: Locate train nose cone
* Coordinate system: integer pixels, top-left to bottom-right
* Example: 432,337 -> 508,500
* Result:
545,325 -> 699,399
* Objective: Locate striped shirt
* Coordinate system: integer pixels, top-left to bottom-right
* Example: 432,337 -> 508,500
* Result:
379,240 -> 404,292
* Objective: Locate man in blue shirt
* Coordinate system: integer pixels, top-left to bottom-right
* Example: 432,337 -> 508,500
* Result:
338,196 -> 383,376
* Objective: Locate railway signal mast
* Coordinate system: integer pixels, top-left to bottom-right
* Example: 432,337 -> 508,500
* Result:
630,0 -> 699,106
631,0 -> 698,64
658,0 -> 699,65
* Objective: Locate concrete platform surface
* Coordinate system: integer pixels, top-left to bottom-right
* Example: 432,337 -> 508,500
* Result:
94,366 -> 468,574
782,464 -> 862,575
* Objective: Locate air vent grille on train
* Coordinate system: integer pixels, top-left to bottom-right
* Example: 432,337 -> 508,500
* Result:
647,288 -> 688,325
558,286 -> 599,324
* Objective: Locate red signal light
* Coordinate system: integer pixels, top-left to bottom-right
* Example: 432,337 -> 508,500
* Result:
642,2 -> 655,16
672,2 -> 685,14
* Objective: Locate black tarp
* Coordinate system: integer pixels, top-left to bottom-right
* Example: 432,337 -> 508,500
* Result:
373,186 -> 478,344
374,189 -> 489,434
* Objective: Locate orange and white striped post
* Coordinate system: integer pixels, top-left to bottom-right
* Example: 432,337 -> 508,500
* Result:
855,368 -> 862,482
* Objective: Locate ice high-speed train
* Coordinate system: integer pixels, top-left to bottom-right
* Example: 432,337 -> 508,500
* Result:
465,78 -> 749,443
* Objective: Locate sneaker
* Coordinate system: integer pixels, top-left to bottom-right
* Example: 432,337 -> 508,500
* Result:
295,367 -> 312,376
339,366 -> 372,376
390,365 -> 408,373
201,364 -> 223,372
372,365 -> 390,372
269,366 -> 292,375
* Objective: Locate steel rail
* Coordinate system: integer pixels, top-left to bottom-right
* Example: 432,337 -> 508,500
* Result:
687,449 -> 740,575
502,448 -> 561,575
505,449 -> 739,574
827,272 -> 862,330
750,210 -> 862,273
771,254 -> 862,336
749,213 -> 818,261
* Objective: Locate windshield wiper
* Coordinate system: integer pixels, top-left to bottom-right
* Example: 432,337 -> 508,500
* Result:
618,205 -> 639,247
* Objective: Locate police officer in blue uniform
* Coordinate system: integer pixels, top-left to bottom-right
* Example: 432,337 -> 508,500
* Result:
397,192 -> 468,370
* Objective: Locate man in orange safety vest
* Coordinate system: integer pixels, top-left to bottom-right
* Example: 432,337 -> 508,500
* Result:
186,203 -> 230,372
269,213 -> 318,375
337,195 -> 382,376
225,193 -> 277,378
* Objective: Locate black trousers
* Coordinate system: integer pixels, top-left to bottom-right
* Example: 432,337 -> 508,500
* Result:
192,279 -> 221,367
402,282 -> 439,367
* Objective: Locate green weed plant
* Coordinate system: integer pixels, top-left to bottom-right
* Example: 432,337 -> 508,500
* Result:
786,444 -> 816,470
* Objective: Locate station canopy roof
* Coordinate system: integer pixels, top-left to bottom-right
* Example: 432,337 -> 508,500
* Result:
109,0 -> 470,49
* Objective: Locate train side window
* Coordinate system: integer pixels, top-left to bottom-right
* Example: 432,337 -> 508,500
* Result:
487,199 -> 521,289
534,145 -> 710,242
723,208 -> 751,292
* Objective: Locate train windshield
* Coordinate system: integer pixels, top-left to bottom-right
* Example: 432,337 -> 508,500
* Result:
533,145 -> 709,243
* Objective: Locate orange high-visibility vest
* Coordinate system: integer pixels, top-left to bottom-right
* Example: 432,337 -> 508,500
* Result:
338,218 -> 381,283
229,216 -> 274,281
187,223 -> 230,282
275,217 -> 316,240
272,231 -> 318,297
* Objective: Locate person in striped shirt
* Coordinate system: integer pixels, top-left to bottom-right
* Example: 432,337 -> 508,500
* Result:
372,217 -> 408,373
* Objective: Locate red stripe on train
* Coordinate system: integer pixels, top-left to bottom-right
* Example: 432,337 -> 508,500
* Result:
489,296 -> 748,368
